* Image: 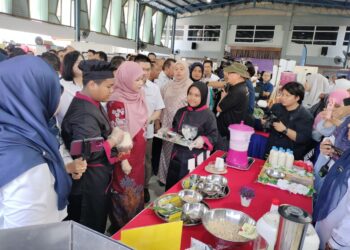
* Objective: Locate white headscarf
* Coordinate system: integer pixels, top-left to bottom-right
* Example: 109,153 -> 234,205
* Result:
303,73 -> 329,108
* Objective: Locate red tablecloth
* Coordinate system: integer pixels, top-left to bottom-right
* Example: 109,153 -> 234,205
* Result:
112,151 -> 312,249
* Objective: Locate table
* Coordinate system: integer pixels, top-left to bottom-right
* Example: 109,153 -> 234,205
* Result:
112,151 -> 312,250
248,131 -> 269,160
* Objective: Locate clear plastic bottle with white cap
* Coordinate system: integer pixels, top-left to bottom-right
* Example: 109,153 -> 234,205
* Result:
285,149 -> 294,170
277,148 -> 286,168
269,146 -> 278,168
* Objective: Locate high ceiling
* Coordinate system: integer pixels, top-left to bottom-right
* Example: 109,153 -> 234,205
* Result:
139,0 -> 350,16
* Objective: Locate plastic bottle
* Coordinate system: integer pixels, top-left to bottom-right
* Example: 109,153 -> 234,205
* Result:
270,198 -> 280,212
269,146 -> 278,168
277,148 -> 286,168
285,150 -> 294,169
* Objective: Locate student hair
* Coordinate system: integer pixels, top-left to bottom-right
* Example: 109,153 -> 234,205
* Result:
134,54 -> 152,64
62,51 -> 81,81
39,52 -> 61,72
244,61 -> 256,78
97,51 -> 108,61
148,52 -> 156,57
203,60 -> 213,68
88,49 -> 96,54
110,56 -> 125,69
281,81 -> 305,104
9,48 -> 26,58
162,58 -> 176,70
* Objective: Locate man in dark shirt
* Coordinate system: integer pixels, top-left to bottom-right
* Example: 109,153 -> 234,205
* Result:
216,62 -> 249,149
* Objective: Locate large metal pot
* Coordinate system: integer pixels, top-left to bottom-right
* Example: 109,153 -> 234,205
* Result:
275,205 -> 312,250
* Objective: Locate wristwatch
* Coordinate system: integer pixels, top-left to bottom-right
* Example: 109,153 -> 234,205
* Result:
282,128 -> 288,135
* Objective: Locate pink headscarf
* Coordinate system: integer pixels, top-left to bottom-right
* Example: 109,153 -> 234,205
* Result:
313,89 -> 350,128
329,89 -> 350,105
109,61 -> 148,138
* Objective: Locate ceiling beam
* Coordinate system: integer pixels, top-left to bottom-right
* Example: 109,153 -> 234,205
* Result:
167,0 -> 193,12
139,0 -> 181,15
182,0 -> 203,11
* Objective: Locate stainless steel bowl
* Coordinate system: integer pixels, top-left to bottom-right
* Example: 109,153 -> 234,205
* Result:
181,202 -> 208,223
202,209 -> 257,245
198,182 -> 222,196
178,189 -> 203,203
265,168 -> 286,179
167,131 -> 178,138
206,174 -> 228,187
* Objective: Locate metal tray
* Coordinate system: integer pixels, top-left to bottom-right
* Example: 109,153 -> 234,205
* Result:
153,193 -> 210,226
203,186 -> 230,200
181,176 -> 230,200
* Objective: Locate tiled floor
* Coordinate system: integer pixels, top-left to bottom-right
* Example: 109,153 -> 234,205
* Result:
147,175 -> 166,204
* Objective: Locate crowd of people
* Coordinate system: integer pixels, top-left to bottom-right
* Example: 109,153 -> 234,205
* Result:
0,44 -> 350,250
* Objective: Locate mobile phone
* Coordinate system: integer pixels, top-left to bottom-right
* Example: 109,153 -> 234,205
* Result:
344,97 -> 350,106
70,137 -> 105,157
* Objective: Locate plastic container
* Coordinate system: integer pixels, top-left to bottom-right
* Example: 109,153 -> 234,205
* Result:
277,148 -> 286,168
270,198 -> 280,212
269,146 -> 278,168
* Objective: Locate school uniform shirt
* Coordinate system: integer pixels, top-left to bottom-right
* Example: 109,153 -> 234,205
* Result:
154,71 -> 171,91
56,79 -> 82,125
217,81 -> 249,138
143,80 -> 165,139
202,73 -> 220,82
0,163 -> 67,229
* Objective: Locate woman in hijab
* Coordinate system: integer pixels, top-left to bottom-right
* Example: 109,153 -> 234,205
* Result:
313,129 -> 350,249
107,61 -> 148,233
165,82 -> 218,190
0,56 -> 71,228
314,116 -> 350,194
303,73 -> 330,108
189,62 -> 204,82
157,61 -> 193,185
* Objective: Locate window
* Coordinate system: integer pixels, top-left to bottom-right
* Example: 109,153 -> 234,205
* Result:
235,26 -> 274,43
344,27 -> 350,46
161,26 -> 184,41
292,26 -> 339,45
187,25 -> 221,41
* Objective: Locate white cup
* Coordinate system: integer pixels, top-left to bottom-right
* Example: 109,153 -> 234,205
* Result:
215,157 -> 225,171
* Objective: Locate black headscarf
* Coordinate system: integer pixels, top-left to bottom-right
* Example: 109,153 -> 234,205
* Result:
187,81 -> 208,110
189,62 -> 204,82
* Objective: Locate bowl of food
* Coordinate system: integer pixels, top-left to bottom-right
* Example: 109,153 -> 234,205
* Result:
182,174 -> 205,189
181,202 -> 208,224
206,174 -> 228,187
202,209 -> 257,246
178,189 -> 203,203
153,193 -> 183,219
265,168 -> 285,179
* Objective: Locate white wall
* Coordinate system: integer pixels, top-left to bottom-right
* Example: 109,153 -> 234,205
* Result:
174,6 -> 350,67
